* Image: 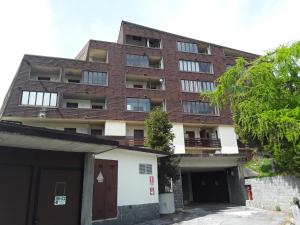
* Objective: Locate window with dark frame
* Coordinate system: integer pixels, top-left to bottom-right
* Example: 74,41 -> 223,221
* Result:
179,60 -> 213,74
182,101 -> 219,115
180,80 -> 215,93
64,128 -> 76,133
91,129 -> 103,136
38,76 -> 51,81
66,102 -> 79,108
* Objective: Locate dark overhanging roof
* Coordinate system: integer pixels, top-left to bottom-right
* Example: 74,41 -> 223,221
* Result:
0,121 -> 169,156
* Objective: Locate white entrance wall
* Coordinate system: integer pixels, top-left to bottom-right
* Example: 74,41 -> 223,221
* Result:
217,126 -> 239,154
105,121 -> 126,136
95,149 -> 159,206
172,123 -> 185,154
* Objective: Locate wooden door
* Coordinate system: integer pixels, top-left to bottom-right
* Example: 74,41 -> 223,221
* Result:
0,164 -> 32,225
34,169 -> 82,225
93,159 -> 118,220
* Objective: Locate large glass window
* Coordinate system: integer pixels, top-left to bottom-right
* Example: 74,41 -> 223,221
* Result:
126,54 -> 149,67
177,42 -> 198,53
181,80 -> 215,93
21,91 -> 57,107
182,101 -> 219,115
83,71 -> 108,86
179,60 -> 213,73
126,97 -> 150,112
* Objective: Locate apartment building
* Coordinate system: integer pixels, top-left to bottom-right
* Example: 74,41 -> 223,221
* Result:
1,21 -> 256,222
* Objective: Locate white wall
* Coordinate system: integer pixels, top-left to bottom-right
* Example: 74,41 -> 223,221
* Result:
217,126 -> 239,154
22,121 -> 104,135
95,149 -> 159,206
105,120 -> 126,136
172,123 -> 185,154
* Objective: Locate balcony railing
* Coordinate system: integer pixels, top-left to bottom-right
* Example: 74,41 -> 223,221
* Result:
185,138 -> 221,148
119,137 -> 145,147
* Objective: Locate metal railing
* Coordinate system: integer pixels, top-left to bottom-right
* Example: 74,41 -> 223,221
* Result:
184,138 -> 221,148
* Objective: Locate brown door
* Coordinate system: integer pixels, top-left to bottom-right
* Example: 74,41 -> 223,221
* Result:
93,159 -> 118,220
0,164 -> 32,225
186,131 -> 195,147
134,129 -> 144,146
34,169 -> 82,225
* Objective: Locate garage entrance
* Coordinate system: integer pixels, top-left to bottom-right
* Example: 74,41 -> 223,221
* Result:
0,147 -> 83,225
182,170 -> 230,204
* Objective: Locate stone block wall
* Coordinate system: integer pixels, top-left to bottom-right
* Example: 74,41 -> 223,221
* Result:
173,171 -> 184,210
245,175 -> 300,212
93,203 -> 159,225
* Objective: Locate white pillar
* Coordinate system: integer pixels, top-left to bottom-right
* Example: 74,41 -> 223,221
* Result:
172,123 -> 185,154
217,125 -> 239,154
105,120 -> 126,136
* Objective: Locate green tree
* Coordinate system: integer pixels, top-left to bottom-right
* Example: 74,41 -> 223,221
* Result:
203,41 -> 300,176
145,108 -> 180,193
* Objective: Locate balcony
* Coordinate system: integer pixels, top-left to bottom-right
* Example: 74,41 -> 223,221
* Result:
119,137 -> 145,147
126,54 -> 163,69
185,138 -> 221,148
88,48 -> 108,63
30,65 -> 61,82
125,35 -> 161,48
62,93 -> 106,110
126,74 -> 165,90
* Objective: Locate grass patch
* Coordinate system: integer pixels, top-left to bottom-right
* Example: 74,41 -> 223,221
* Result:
244,156 -> 281,177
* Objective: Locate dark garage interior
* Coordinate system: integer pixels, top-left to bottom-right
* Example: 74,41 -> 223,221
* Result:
182,168 -> 244,205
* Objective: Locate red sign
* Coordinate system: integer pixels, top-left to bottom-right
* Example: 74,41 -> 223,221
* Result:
150,187 -> 155,196
150,176 -> 154,186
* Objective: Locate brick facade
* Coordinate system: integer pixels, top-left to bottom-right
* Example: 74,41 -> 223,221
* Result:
1,21 -> 257,125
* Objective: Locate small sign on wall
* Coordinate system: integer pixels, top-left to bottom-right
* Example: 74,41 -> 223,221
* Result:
150,187 -> 155,196
150,176 -> 154,186
54,195 -> 66,205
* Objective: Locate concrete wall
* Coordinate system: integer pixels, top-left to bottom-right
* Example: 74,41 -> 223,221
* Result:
227,166 -> 246,205
217,126 -> 238,154
172,123 -> 185,154
245,175 -> 300,212
95,149 -> 159,206
105,121 -> 126,136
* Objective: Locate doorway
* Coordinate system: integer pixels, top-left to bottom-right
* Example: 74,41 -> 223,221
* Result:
0,147 -> 84,225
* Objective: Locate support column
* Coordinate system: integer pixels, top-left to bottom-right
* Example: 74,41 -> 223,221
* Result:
218,125 -> 239,154
81,153 -> 95,225
173,170 -> 184,210
172,123 -> 185,154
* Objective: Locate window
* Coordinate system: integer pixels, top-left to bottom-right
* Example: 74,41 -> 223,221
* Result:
38,77 -> 51,81
83,71 -> 108,86
182,101 -> 219,115
177,41 -> 210,54
66,102 -> 78,108
133,84 -> 143,88
179,60 -> 213,74
126,97 -> 150,112
181,80 -> 215,93
21,91 -> 57,107
126,54 -> 149,67
91,129 -> 103,136
64,128 -> 76,133
177,41 -> 198,53
91,104 -> 103,109
139,164 -> 152,174
68,79 -> 80,83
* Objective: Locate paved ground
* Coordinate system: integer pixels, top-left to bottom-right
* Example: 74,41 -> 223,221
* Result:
136,204 -> 291,225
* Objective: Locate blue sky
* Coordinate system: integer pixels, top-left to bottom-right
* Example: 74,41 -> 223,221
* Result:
0,0 -> 299,105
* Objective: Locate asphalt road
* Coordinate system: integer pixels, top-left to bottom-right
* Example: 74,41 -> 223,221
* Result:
136,204 -> 290,225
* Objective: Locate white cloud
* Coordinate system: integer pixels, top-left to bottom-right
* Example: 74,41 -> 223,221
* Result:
0,0 -> 59,105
